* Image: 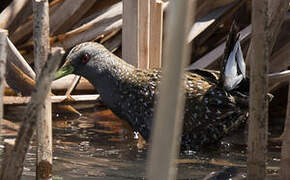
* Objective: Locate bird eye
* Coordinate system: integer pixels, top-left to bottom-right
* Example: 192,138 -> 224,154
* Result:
80,53 -> 90,64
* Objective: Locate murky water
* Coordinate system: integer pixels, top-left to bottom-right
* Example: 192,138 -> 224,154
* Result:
1,104 -> 283,179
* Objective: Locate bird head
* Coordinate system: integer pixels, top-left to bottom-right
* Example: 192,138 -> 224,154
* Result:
54,42 -> 108,80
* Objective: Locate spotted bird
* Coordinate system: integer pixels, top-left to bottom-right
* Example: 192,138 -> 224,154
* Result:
55,26 -> 261,150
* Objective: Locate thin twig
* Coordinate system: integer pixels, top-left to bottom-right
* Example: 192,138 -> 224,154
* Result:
0,48 -> 64,180
65,75 -> 81,97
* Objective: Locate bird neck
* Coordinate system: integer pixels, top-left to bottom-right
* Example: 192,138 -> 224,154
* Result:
84,53 -> 136,108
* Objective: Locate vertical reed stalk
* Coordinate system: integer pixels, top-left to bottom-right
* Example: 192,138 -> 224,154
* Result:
0,29 -> 8,172
247,0 -> 288,179
32,0 -> 52,179
147,1 -> 196,180
149,0 -> 164,68
139,0 -> 150,69
122,0 -> 139,67
247,1 -> 270,178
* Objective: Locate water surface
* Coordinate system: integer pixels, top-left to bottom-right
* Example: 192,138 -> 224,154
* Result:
2,104 -> 282,179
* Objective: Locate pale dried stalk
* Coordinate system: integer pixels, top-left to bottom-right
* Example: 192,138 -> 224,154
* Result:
103,30 -> 122,52
0,30 -> 8,113
19,2 -> 123,50
0,0 -> 30,29
247,0 -> 288,179
0,29 -> 8,174
52,75 -> 94,91
280,1 -> 290,175
245,0 -> 289,66
6,38 -> 36,79
55,17 -> 122,50
122,0 -> 138,66
149,0 -> 164,68
7,0 -> 33,33
10,0 -> 86,44
269,42 -> 290,91
147,1 -> 195,180
247,1 -> 269,178
49,0 -> 97,35
64,75 -> 81,97
6,61 -> 81,115
32,0 -> 52,179
138,0 -> 150,69
0,48 -> 64,180
3,94 -> 100,105
72,1 -> 122,29
187,0 -> 245,45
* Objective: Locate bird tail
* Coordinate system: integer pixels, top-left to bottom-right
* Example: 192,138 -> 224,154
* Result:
219,21 -> 246,91
220,22 -> 273,105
